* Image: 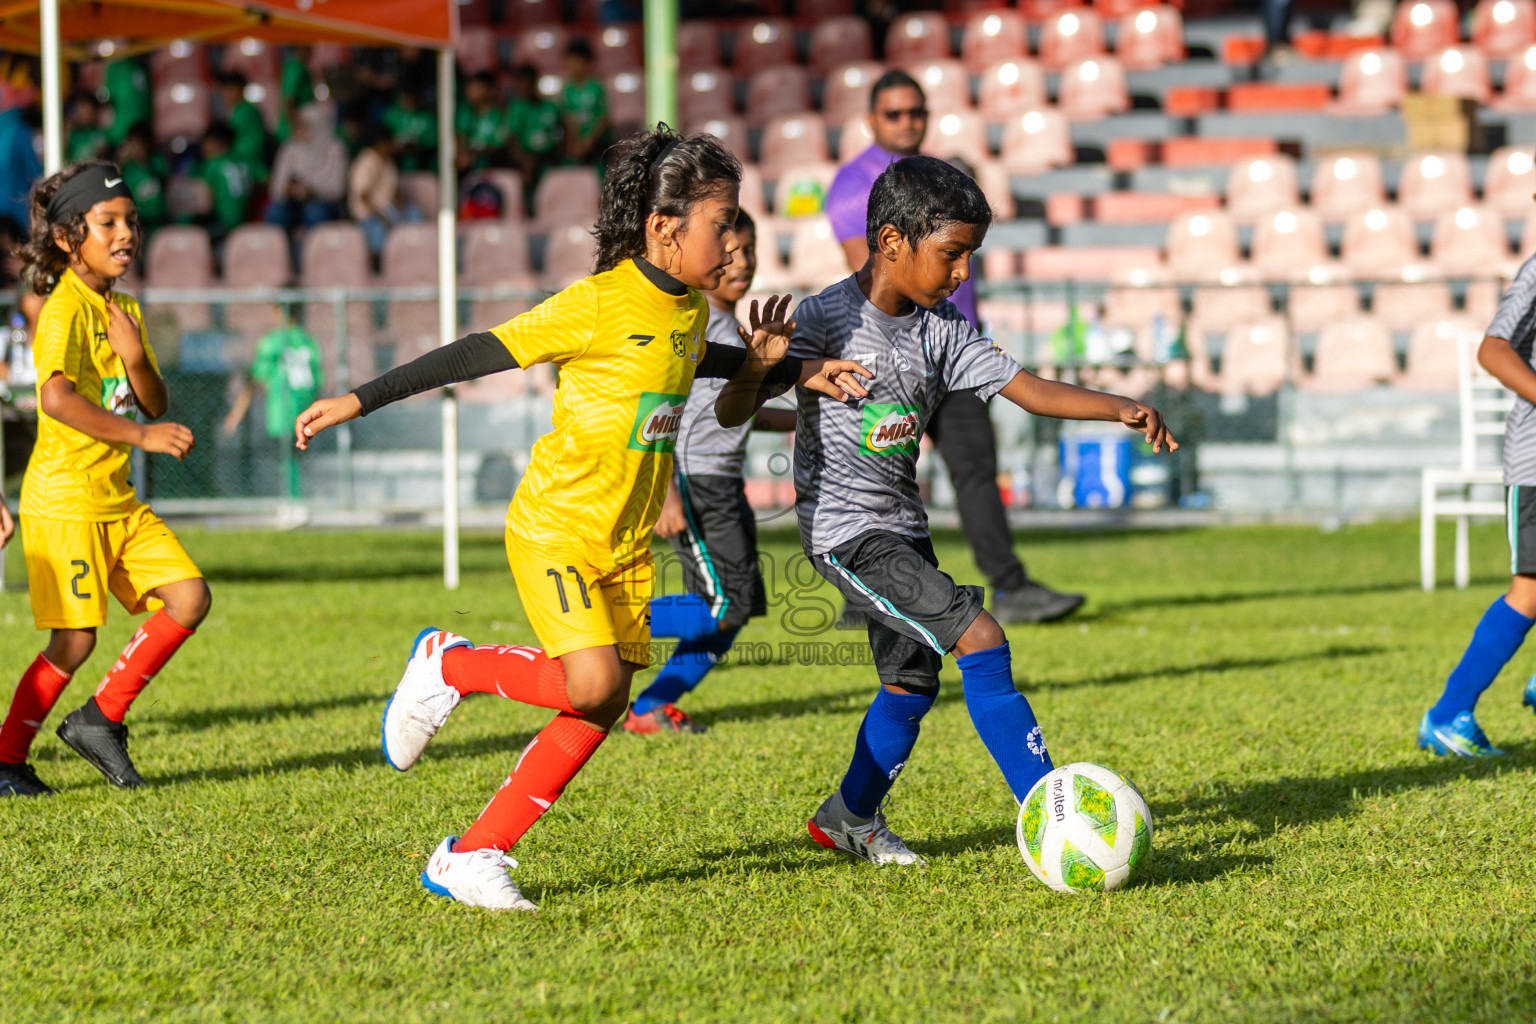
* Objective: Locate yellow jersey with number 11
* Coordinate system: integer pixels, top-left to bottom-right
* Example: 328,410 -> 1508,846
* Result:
494,259 -> 708,572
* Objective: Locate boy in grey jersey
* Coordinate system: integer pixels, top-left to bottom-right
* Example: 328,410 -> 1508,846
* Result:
1420,251 -> 1536,757
720,156 -> 1176,865
626,212 -> 797,735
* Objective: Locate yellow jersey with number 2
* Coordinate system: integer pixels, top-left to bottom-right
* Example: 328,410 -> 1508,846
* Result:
495,259 -> 708,572
22,268 -> 159,522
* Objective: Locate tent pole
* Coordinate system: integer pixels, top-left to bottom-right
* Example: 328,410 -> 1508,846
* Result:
438,46 -> 460,591
40,0 -> 62,172
644,0 -> 678,128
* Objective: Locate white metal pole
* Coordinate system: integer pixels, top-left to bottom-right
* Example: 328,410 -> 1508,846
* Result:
438,47 -> 460,590
40,0 -> 63,173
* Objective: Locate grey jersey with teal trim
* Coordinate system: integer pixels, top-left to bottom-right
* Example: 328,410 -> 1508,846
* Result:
674,307 -> 754,477
787,275 -> 1022,554
1490,253 -> 1536,485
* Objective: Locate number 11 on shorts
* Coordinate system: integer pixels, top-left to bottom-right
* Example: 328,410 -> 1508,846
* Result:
546,566 -> 592,613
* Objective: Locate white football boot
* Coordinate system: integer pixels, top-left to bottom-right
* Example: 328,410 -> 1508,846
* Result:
420,835 -> 538,911
807,791 -> 926,867
382,627 -> 473,771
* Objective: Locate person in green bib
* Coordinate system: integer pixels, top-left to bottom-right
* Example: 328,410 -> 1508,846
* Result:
276,46 -> 316,143
455,71 -> 511,172
103,57 -> 150,146
114,125 -> 169,231
383,90 -> 437,173
216,73 -> 270,180
223,304 -> 323,499
64,93 -> 111,164
559,39 -> 609,165
194,124 -> 254,247
507,64 -> 561,200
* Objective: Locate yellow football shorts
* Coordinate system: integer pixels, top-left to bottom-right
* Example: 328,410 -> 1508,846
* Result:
506,529 -> 655,666
22,506 -> 202,630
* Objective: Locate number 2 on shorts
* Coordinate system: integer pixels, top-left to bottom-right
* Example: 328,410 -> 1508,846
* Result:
70,559 -> 92,600
546,566 -> 593,613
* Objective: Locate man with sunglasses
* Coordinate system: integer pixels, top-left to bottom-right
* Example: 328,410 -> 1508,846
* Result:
825,69 -> 1085,628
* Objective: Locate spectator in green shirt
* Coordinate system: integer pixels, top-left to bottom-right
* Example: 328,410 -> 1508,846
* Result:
455,71 -> 510,172
223,303 -> 323,499
64,93 -> 110,164
103,57 -> 150,146
507,64 -> 561,197
216,72 -> 270,179
115,124 -> 169,231
559,39 -> 609,165
277,45 -> 315,142
384,90 -> 437,173
196,123 -> 254,245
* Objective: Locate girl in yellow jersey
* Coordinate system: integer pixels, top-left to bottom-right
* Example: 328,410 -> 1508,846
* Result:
295,127 -> 867,910
0,164 -> 210,799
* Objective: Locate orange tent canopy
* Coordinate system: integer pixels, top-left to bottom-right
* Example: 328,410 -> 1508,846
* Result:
0,0 -> 457,58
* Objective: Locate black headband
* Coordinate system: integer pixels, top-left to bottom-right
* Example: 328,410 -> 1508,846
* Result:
647,138 -> 682,177
46,165 -> 134,223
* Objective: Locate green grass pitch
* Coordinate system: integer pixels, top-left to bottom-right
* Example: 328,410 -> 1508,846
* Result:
1,520 -> 1534,1023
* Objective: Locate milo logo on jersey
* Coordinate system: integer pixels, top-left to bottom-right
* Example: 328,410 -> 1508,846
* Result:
628,391 -> 688,453
99,376 -> 140,420
860,403 -> 921,456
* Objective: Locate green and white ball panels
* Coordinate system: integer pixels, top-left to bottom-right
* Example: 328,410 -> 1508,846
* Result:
1017,762 -> 1153,893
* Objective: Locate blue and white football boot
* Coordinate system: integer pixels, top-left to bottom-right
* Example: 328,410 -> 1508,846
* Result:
1418,710 -> 1505,758
381,627 -> 473,771
420,835 -> 538,911
1523,674 -> 1536,716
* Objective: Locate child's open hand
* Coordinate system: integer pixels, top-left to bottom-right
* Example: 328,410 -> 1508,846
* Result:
802,359 -> 872,403
104,299 -> 146,365
736,295 -> 796,373
1119,399 -> 1178,453
294,394 -> 364,450
139,421 -> 196,459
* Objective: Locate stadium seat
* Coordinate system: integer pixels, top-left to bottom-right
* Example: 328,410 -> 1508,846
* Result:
738,163 -> 769,222
302,223 -> 372,286
461,169 -> 526,223
1225,154 -> 1301,221
1102,285 -> 1181,331
1057,56 -> 1129,119
678,21 -> 723,68
924,110 -> 992,166
1309,152 -> 1387,220
1429,205 -> 1512,276
786,216 -> 852,290
999,108 -> 1073,172
886,12 -> 954,65
809,18 -> 874,76
745,66 -> 813,125
1333,48 -> 1407,114
154,81 -> 210,143
773,162 -> 839,219
977,59 -> 1048,118
1213,317 -> 1290,396
1287,284 -> 1361,332
1390,0 -> 1461,59
1038,8 -> 1105,69
1340,206 -> 1422,277
399,173 -> 439,218
513,26 -> 569,76
679,67 -> 736,123
221,224 -> 291,287
1420,46 -> 1491,103
607,72 -> 646,129
837,115 -> 876,161
733,19 -> 797,76
1190,285 -> 1270,327
1372,281 -> 1453,330
823,63 -> 887,124
381,224 -> 441,357
596,24 -> 644,75
961,10 -> 1028,69
1466,277 -> 1504,322
532,166 -> 600,229
1472,0 -> 1536,56
165,176 -> 212,221
975,158 -> 1017,218
1401,315 -> 1480,391
1398,151 -> 1475,217
542,222 -> 598,290
908,60 -> 972,111
460,220 -> 532,280
145,226 -> 213,286
759,114 -> 831,175
691,116 -> 751,163
506,0 -> 562,26
150,39 -> 209,88
456,26 -> 501,75
1495,44 -> 1536,109
220,37 -> 279,85
1484,146 -> 1536,214
1115,6 -> 1185,69
1305,317 -> 1397,391
1249,209 -> 1330,281
749,218 -> 794,291
1165,211 -> 1241,283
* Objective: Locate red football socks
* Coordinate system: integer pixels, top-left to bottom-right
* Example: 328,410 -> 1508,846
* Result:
442,644 -> 575,713
93,610 -> 195,722
455,713 -> 608,852
0,655 -> 73,764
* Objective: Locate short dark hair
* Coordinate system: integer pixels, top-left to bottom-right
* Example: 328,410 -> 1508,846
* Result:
868,69 -> 924,112
566,38 -> 594,61
467,70 -> 496,89
865,155 -> 992,252
735,207 -> 756,234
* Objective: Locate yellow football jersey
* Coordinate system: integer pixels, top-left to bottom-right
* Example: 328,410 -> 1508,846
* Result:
496,259 -> 709,571
21,269 -> 160,522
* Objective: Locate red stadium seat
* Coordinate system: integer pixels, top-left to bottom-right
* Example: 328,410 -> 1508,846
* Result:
1495,44 -> 1536,108
1429,205 -> 1512,276
678,21 -> 724,68
679,67 -> 736,123
690,116 -> 750,163
1340,206 -> 1421,277
1420,46 -> 1491,102
823,63 -> 887,124
1305,317 -> 1397,392
1333,48 -> 1407,114
1390,0 -> 1460,60
154,81 -> 210,143
886,13 -> 954,65
924,110 -> 992,166
532,166 -> 600,229
1038,8 -> 1105,69
745,65 -> 813,125
456,26 -> 501,75
837,115 -> 876,161
977,59 -> 1048,118
513,26 -> 569,76
1165,210 -> 1241,283
1249,209 -> 1330,282
1116,6 -> 1185,69
1472,0 -> 1536,56
1401,315 -> 1481,391
961,10 -> 1028,70
460,220 -> 532,280
1483,146 -> 1536,214
773,162 -> 839,219
607,72 -> 646,128
999,108 -> 1072,172
1398,151 -> 1475,217
759,114 -> 831,175
908,60 -> 972,111
809,18 -> 874,76
1057,56 -> 1128,119
542,222 -> 598,290
733,19 -> 796,76
1309,152 -> 1387,220
596,24 -> 644,75
1225,154 -> 1300,221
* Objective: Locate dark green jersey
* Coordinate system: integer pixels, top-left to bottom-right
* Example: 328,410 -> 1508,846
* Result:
198,154 -> 253,230
65,126 -> 110,163
119,159 -> 167,226
508,97 -> 561,155
104,59 -> 150,144
228,101 -> 269,176
560,78 -> 607,138
455,105 -> 510,168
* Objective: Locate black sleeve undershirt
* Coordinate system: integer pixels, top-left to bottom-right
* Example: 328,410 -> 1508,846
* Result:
353,331 -> 518,415
695,343 -> 803,398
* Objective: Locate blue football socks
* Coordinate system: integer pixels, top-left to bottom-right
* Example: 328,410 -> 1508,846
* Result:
1431,596 -> 1535,725
648,594 -> 720,641
838,687 -> 935,818
957,642 -> 1053,803
632,627 -> 740,715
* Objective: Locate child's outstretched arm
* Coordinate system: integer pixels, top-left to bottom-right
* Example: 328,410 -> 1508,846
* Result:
39,373 -> 195,459
998,369 -> 1178,453
710,296 -> 870,427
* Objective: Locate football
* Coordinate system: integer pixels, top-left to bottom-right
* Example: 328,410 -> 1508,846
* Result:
1017,763 -> 1153,894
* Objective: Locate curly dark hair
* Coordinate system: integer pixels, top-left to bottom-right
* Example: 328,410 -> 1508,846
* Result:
14,162 -> 139,296
592,125 -> 741,275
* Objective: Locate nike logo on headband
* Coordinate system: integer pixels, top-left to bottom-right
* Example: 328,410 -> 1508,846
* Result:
104,177 -> 123,188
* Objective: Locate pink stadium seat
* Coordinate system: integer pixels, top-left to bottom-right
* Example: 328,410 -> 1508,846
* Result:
165,176 -> 212,221
145,226 -> 214,287
786,216 -> 851,290
154,81 -> 210,142
1429,205 -> 1512,276
382,223 -> 439,285
759,114 -> 831,175
1398,151 -> 1475,217
1333,48 -> 1407,114
607,71 -> 646,128
734,19 -> 796,77
924,110 -> 992,166
977,59 -> 1048,118
1466,278 -> 1504,323
1225,154 -> 1301,221
532,166 -> 600,229
1191,286 -> 1270,326
1288,284 -> 1360,332
1038,8 -> 1105,69
460,220 -> 532,280
1058,56 -> 1128,119
456,27 -> 501,75
1483,147 -> 1536,214
1340,206 -> 1421,277
1165,210 -> 1241,283
999,108 -> 1073,172
461,169 -> 526,222
809,18 -> 874,76
150,40 -> 209,88
1248,209 -> 1330,281
399,172 -> 439,217
773,162 -> 839,219
596,24 -> 644,75
302,223 -> 372,286
1401,315 -> 1481,390
837,115 -> 876,162
1213,317 -> 1290,396
1309,152 -> 1387,220
1420,46 -> 1491,103
1102,286 -> 1181,331
1305,317 -> 1397,391
221,224 -> 291,287
1495,44 -> 1536,109
1372,281 -> 1452,330
745,65 -> 813,125
748,219 -> 793,291
980,247 -> 1018,282
542,222 -> 598,290
220,37 -> 279,85
975,158 -> 1017,218
691,116 -> 750,163
1390,0 -> 1460,59
961,10 -> 1028,70
738,164 -> 769,222
823,63 -> 887,124
908,60 -> 972,111
514,26 -> 569,76
1116,5 -> 1185,69
886,13 -> 954,65
679,67 -> 736,122
1472,0 -> 1536,56
678,21 -> 723,68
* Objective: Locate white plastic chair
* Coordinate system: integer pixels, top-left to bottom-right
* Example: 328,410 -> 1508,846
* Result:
1420,330 -> 1515,589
